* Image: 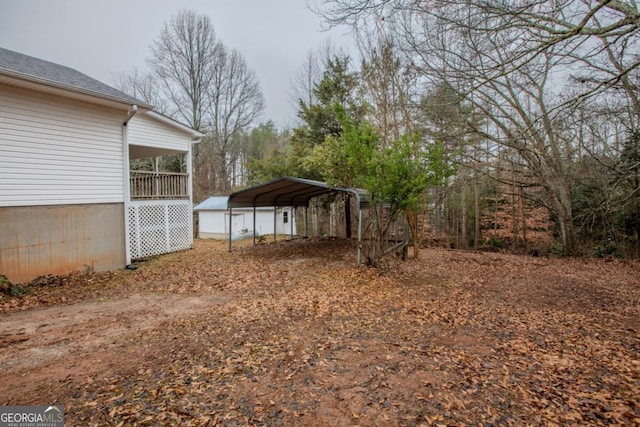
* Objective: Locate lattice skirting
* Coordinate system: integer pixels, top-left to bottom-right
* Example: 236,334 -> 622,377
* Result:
127,200 -> 192,259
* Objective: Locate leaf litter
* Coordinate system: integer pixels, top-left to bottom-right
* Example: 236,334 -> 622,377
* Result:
0,238 -> 639,426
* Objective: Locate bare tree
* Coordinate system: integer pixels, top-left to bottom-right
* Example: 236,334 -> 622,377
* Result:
358,33 -> 417,144
147,9 -> 220,131
316,0 -> 640,254
289,40 -> 344,117
127,9 -> 265,199
317,0 -> 640,119
206,46 -> 265,193
114,67 -> 168,114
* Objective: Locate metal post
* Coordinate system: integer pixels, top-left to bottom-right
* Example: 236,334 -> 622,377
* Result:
304,206 -> 308,238
273,206 -> 277,242
357,209 -> 363,265
228,206 -> 233,252
253,206 -> 256,246
290,207 -> 294,240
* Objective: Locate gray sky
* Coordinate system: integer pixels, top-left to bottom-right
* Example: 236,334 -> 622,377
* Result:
0,0 -> 354,128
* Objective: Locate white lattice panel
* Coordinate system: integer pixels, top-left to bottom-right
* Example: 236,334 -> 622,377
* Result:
128,200 -> 192,259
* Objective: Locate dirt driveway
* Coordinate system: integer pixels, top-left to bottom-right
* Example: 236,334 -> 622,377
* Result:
0,293 -> 231,391
1,239 -> 638,426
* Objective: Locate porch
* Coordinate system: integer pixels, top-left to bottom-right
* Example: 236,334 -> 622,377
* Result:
130,170 -> 189,200
126,143 -> 195,262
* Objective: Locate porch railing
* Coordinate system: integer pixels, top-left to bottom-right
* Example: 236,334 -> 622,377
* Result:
130,170 -> 189,200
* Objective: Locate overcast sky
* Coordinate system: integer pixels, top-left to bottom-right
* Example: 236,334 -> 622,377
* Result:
0,0 -> 355,128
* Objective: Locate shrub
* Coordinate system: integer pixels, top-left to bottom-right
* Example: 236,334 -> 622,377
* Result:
593,243 -> 624,259
0,274 -> 31,297
487,236 -> 505,249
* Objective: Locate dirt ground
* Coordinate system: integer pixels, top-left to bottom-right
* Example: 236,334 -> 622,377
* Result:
1,238 -> 639,426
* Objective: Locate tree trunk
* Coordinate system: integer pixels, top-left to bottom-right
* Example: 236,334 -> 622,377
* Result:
635,190 -> 640,259
521,186 -> 527,252
461,183 -> 467,249
406,210 -> 420,258
511,178 -> 518,250
474,173 -> 480,249
552,181 -> 575,255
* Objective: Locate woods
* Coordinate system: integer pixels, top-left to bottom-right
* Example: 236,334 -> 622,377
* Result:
117,3 -> 640,259
310,0 -> 640,258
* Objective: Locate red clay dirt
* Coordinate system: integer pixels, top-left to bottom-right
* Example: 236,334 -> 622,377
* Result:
1,238 -> 638,426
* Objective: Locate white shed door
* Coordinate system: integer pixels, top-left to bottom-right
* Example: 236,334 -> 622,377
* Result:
225,213 -> 245,233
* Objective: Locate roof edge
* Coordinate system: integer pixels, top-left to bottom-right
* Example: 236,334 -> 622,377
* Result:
228,177 -> 370,210
0,67 -> 154,110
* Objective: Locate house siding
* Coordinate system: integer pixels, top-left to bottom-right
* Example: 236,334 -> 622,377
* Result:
0,203 -> 126,283
0,84 -> 125,207
127,113 -> 193,152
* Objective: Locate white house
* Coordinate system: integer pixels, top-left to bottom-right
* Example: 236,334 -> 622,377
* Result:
0,47 -> 203,283
194,196 -> 296,239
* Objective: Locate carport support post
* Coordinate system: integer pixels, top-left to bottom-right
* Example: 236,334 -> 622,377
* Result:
290,207 -> 294,239
304,206 -> 308,238
273,207 -> 277,242
357,209 -> 363,265
228,206 -> 233,252
253,206 -> 256,246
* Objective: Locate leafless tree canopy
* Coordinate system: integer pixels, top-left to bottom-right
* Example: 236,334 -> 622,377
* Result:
310,0 -> 640,254
317,0 -> 640,102
148,9 -> 221,131
206,46 -> 265,192
289,40 -> 346,119
115,9 -> 265,197
114,67 -> 168,114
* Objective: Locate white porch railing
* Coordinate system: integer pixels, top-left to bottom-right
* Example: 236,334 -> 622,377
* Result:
130,170 -> 189,200
127,200 -> 192,259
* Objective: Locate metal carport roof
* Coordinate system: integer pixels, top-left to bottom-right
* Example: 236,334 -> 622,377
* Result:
227,177 -> 370,210
227,177 -> 370,263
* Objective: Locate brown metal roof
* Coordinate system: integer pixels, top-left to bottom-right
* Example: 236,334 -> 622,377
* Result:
228,177 -> 370,210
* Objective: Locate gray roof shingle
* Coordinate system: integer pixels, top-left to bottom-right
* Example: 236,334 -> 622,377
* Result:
0,47 -> 147,106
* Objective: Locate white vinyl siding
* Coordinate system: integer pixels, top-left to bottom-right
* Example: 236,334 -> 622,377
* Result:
0,84 -> 125,207
127,113 -> 193,152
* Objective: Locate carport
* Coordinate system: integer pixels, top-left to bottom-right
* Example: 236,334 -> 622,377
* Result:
227,177 -> 369,263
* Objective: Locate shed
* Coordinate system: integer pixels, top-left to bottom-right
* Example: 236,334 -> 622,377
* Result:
194,196 -> 296,239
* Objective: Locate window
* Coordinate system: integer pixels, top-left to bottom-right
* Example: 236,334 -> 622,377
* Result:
283,211 -> 288,223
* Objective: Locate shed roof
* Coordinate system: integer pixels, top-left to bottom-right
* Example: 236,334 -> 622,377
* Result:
228,177 -> 370,210
195,196 -> 274,211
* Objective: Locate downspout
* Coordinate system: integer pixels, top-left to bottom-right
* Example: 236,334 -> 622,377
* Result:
122,105 -> 138,266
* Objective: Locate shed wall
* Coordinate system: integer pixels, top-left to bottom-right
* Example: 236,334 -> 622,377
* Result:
198,210 -> 227,235
197,208 -> 296,238
0,203 -> 126,283
0,84 -> 125,207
